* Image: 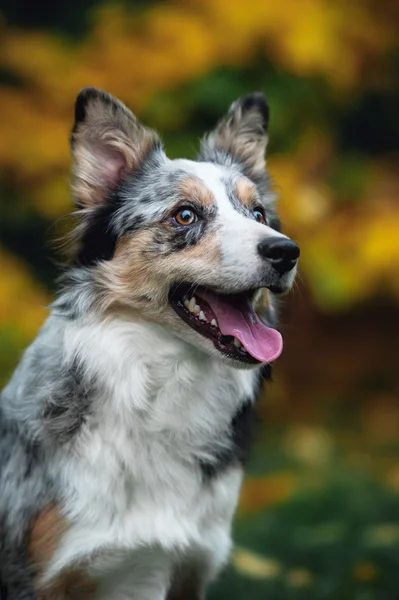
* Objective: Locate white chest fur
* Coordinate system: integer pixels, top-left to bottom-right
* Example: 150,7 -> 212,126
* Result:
44,317 -> 257,590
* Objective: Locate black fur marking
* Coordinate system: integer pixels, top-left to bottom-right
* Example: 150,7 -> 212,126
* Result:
254,363 -> 272,398
230,400 -> 256,464
75,196 -> 122,266
42,359 -> 95,442
75,184 -> 150,266
72,86 -> 114,140
200,363 -> 272,480
167,222 -> 208,252
261,362 -> 272,381
239,92 -> 269,132
0,577 -> 37,600
138,193 -> 153,206
200,400 -> 255,479
268,212 -> 281,232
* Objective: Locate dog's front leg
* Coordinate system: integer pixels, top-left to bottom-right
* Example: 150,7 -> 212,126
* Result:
96,550 -> 172,600
98,571 -> 170,600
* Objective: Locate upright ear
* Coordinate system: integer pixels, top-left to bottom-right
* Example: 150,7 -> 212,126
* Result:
199,93 -> 269,183
71,87 -> 161,207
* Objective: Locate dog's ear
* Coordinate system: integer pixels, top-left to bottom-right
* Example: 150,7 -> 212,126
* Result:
71,87 -> 161,207
199,93 -> 269,182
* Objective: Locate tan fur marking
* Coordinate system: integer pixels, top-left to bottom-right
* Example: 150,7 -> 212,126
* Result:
98,230 -> 160,313
235,178 -> 258,208
29,505 -> 67,575
95,225 -> 220,320
37,570 -> 97,600
178,176 -> 214,208
29,506 -> 96,599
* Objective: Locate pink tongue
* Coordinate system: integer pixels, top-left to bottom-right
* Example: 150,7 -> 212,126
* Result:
197,291 -> 283,363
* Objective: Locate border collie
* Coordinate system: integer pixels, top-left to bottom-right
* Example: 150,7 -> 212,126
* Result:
0,88 -> 299,599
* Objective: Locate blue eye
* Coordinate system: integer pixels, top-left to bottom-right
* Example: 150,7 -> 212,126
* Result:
174,208 -> 198,225
253,207 -> 266,224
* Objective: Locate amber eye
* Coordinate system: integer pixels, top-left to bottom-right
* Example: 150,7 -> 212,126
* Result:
253,207 -> 266,224
174,208 -> 198,226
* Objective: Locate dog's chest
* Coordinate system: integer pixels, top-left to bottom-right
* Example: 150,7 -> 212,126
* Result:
46,352 -> 257,581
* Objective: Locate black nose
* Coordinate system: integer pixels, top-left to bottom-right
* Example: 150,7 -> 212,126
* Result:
257,237 -> 300,274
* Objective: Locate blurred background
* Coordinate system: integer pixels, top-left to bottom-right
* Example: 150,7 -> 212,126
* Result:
0,0 -> 398,597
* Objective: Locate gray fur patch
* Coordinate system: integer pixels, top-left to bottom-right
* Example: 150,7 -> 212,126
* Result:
2,318 -> 95,444
42,358 -> 95,442
0,407 -> 52,598
0,317 -> 94,593
114,164 -> 187,235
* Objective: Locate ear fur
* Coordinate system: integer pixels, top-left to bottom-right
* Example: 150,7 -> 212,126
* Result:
71,87 -> 161,207
199,92 -> 269,183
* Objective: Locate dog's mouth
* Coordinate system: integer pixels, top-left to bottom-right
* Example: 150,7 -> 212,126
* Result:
169,285 -> 283,364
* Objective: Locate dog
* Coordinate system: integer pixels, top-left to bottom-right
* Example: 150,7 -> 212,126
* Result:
0,88 -> 299,599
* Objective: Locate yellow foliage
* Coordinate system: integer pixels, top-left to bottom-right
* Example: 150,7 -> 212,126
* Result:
269,150 -> 399,309
283,426 -> 334,467
233,547 -> 314,584
299,203 -> 399,309
191,0 -> 396,85
0,0 -> 396,186
0,88 -> 69,177
363,524 -> 399,548
0,0 -> 397,323
239,472 -> 297,513
233,547 -> 282,579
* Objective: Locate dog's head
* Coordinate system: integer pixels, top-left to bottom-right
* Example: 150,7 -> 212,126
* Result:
69,87 -> 299,368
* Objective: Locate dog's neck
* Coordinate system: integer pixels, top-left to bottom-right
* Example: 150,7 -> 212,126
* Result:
58,313 -> 258,482
64,313 -> 256,396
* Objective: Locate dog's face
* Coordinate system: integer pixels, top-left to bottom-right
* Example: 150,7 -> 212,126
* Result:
70,88 -> 299,368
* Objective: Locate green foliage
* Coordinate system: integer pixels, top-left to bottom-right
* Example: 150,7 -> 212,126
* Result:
211,480 -> 399,599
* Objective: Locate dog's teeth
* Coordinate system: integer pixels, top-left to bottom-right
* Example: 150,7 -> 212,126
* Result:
183,299 -> 190,309
233,337 -> 242,348
199,311 -> 206,321
188,297 -> 196,312
211,319 -> 217,327
193,304 -> 201,315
